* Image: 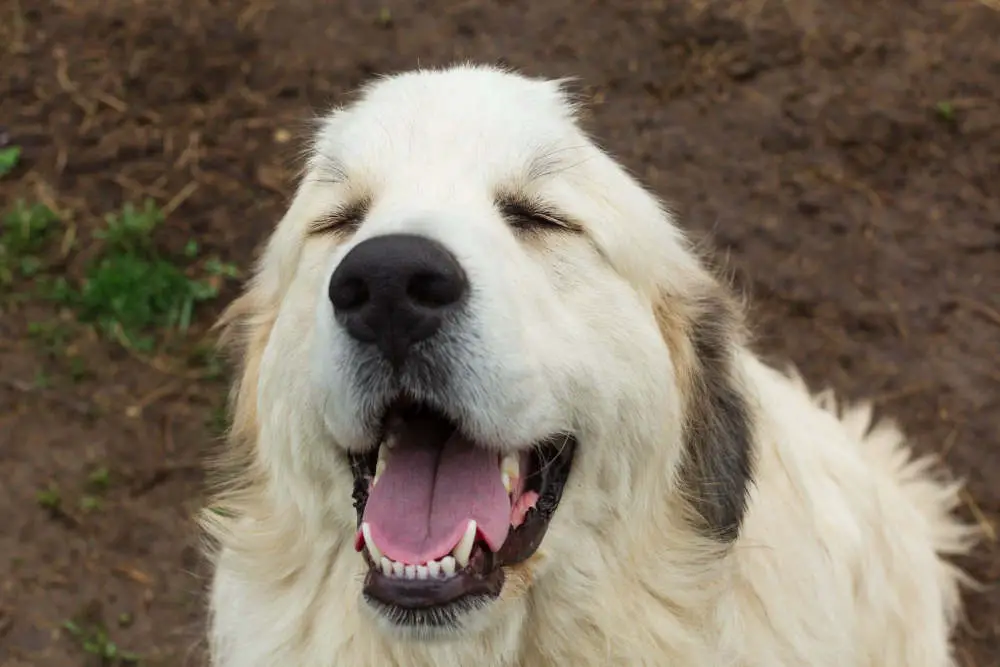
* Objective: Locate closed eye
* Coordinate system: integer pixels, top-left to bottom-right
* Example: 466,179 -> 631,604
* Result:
496,193 -> 579,233
307,198 -> 371,236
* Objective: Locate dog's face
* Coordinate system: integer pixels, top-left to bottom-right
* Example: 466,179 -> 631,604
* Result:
227,65 -> 753,642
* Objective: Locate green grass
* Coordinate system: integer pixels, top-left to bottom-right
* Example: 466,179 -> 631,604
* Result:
36,484 -> 61,511
3,197 -> 238,352
48,198 -> 236,351
0,145 -> 21,177
0,197 -> 240,354
934,101 -> 956,122
27,320 -> 92,382
87,466 -> 112,492
0,200 -> 60,286
80,495 -> 103,512
63,619 -> 141,665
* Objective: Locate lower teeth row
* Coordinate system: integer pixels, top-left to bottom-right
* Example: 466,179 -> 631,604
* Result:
377,554 -> 458,580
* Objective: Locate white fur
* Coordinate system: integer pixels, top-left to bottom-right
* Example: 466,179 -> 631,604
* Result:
203,64 -> 977,667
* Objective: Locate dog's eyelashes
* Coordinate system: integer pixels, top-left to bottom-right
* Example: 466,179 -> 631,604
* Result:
307,213 -> 360,236
498,200 -> 576,233
307,199 -> 371,236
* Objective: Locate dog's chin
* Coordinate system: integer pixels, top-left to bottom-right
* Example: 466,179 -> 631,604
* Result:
345,396 -> 576,637
361,573 -> 504,642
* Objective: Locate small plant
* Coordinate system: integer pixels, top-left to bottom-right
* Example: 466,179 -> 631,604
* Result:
28,320 -> 73,352
93,200 -> 162,256
80,495 -> 103,512
26,320 -> 91,381
87,466 -> 112,492
0,200 -> 59,285
63,619 -> 141,664
0,145 -> 21,177
37,484 -> 61,511
934,101 -> 956,122
56,199 -> 235,351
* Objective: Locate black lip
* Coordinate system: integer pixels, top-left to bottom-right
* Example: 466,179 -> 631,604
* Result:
363,545 -> 505,611
348,399 -> 576,621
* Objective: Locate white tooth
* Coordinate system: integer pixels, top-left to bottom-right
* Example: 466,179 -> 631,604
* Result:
362,523 -> 383,562
441,556 -> 456,577
452,520 -> 476,568
392,561 -> 404,577
380,557 -> 392,576
501,472 -> 512,493
501,454 -> 519,483
417,565 -> 429,580
404,565 -> 416,579
428,560 -> 442,578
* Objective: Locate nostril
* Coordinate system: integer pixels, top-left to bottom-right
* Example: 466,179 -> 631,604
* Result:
330,276 -> 369,312
407,271 -> 465,308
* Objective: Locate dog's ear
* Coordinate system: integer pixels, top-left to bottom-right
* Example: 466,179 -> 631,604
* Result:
656,288 -> 756,542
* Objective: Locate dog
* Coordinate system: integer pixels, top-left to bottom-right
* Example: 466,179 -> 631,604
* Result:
202,63 -> 977,666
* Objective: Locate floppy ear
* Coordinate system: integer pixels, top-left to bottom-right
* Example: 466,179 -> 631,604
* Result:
656,287 -> 756,542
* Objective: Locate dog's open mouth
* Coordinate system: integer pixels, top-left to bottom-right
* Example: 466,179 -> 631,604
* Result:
349,397 -> 575,624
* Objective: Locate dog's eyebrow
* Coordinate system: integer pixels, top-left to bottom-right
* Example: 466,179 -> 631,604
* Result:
525,144 -> 578,183
524,143 -> 593,187
309,154 -> 349,184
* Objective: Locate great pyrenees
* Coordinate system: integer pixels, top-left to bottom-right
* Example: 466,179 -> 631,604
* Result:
202,64 -> 977,666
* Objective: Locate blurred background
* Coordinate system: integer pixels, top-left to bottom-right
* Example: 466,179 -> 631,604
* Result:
1,0 -> 997,665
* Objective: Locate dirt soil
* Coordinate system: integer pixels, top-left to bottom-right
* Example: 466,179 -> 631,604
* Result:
1,0 -> 998,665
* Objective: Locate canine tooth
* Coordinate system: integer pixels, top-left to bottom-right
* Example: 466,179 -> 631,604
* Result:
428,560 -> 442,578
392,561 -> 404,577
501,454 -> 520,480
404,565 -> 416,579
501,472 -> 512,493
380,557 -> 392,576
441,556 -> 456,577
452,520 -> 476,568
361,523 -> 382,561
417,565 -> 429,580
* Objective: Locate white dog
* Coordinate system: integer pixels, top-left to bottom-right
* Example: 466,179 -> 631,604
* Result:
202,64 -> 977,666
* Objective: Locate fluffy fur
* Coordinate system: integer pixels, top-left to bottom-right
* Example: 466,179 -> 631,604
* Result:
202,64 -> 977,667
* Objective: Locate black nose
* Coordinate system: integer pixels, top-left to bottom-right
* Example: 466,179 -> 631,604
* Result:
328,233 -> 468,366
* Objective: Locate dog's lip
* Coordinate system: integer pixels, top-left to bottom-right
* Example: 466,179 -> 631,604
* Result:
362,545 -> 505,609
364,567 -> 505,609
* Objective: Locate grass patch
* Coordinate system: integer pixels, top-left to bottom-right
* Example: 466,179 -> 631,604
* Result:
27,319 -> 92,382
78,466 -> 112,512
43,198 -> 239,352
0,145 -> 21,177
63,619 -> 141,665
934,101 -> 956,123
51,199 -> 229,351
0,200 -> 59,287
36,484 -> 61,511
80,495 -> 103,512
3,197 -> 238,382
87,466 -> 112,492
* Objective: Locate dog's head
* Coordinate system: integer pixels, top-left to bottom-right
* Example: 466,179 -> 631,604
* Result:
213,64 -> 754,642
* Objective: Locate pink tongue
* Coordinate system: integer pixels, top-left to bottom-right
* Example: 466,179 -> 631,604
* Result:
361,427 -> 511,565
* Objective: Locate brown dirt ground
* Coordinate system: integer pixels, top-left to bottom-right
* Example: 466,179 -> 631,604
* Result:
1,0 -> 998,665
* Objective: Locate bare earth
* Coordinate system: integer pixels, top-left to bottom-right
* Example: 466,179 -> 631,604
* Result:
1,1 -> 997,665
